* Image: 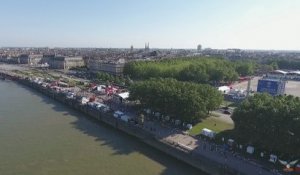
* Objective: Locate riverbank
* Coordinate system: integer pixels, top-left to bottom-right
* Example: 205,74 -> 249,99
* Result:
0,71 -> 265,175
0,79 -> 204,175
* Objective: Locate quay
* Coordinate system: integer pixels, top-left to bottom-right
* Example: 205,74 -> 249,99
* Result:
0,71 -> 268,175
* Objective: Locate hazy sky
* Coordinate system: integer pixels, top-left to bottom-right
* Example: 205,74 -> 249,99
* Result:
0,0 -> 299,50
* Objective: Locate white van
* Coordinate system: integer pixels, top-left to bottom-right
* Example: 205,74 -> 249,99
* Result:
120,115 -> 130,122
201,128 -> 216,139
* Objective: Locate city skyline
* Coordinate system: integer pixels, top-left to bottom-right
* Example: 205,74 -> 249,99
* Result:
0,0 -> 300,50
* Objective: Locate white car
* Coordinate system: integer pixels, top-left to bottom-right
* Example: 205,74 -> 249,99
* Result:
113,111 -> 124,118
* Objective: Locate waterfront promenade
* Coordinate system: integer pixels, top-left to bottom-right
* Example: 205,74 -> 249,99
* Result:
0,67 -> 283,175
143,120 -> 281,175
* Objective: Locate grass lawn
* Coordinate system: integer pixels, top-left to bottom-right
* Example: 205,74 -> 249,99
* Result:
222,100 -> 233,106
222,100 -> 240,108
189,116 -> 234,136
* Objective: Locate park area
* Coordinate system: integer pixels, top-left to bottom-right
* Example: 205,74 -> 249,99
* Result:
188,115 -> 234,136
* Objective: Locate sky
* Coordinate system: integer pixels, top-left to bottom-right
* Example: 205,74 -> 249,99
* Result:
0,0 -> 299,50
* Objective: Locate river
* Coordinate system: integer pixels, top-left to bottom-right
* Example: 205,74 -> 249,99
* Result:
0,80 -> 204,175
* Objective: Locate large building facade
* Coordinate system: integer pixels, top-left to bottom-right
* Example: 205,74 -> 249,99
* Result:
54,56 -> 84,69
87,58 -> 125,76
42,55 -> 85,69
19,54 -> 43,65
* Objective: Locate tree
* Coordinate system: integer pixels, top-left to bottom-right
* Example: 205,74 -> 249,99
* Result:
199,85 -> 224,114
124,57 -> 247,84
95,72 -> 127,85
179,64 -> 209,83
129,78 -> 223,123
231,93 -> 300,156
235,61 -> 255,76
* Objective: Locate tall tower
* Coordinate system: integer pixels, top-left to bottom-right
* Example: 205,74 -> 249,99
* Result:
197,44 -> 202,52
130,45 -> 134,53
145,42 -> 150,52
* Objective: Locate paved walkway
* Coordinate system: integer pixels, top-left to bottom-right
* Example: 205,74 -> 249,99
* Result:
143,120 -> 282,175
210,110 -> 234,124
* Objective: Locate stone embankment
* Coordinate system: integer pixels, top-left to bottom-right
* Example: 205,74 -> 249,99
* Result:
0,71 -> 245,175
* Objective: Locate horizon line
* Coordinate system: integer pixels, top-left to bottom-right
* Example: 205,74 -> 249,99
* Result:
1,46 -> 300,52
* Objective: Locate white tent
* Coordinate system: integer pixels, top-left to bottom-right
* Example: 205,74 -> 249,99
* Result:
269,154 -> 278,163
218,86 -> 230,94
246,146 -> 254,154
118,92 -> 129,100
201,128 -> 216,138
113,92 -> 130,103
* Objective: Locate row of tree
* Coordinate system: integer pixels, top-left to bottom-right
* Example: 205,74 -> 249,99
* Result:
266,59 -> 300,70
95,72 -> 131,86
129,78 -> 223,123
124,57 -> 256,84
232,93 -> 300,156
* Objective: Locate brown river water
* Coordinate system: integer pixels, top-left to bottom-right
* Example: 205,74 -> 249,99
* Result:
0,80 -> 206,175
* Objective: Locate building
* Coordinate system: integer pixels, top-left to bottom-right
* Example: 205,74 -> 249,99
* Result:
0,55 -> 8,62
267,70 -> 287,79
130,45 -> 134,53
8,56 -> 19,64
197,44 -> 202,52
87,58 -> 125,76
41,54 -> 55,64
285,71 -> 300,80
29,54 -> 43,65
19,54 -> 29,64
19,54 -> 43,65
45,56 -> 85,69
145,43 -> 150,53
266,70 -> 300,81
257,79 -> 286,96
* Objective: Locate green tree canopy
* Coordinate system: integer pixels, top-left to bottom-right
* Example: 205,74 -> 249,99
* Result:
234,61 -> 255,76
124,57 -> 253,84
232,93 -> 300,156
265,59 -> 300,70
129,78 -> 223,123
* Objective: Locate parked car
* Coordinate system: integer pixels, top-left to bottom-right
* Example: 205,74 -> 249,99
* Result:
186,124 -> 193,130
223,110 -> 231,115
221,106 -> 229,110
113,111 -> 124,118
